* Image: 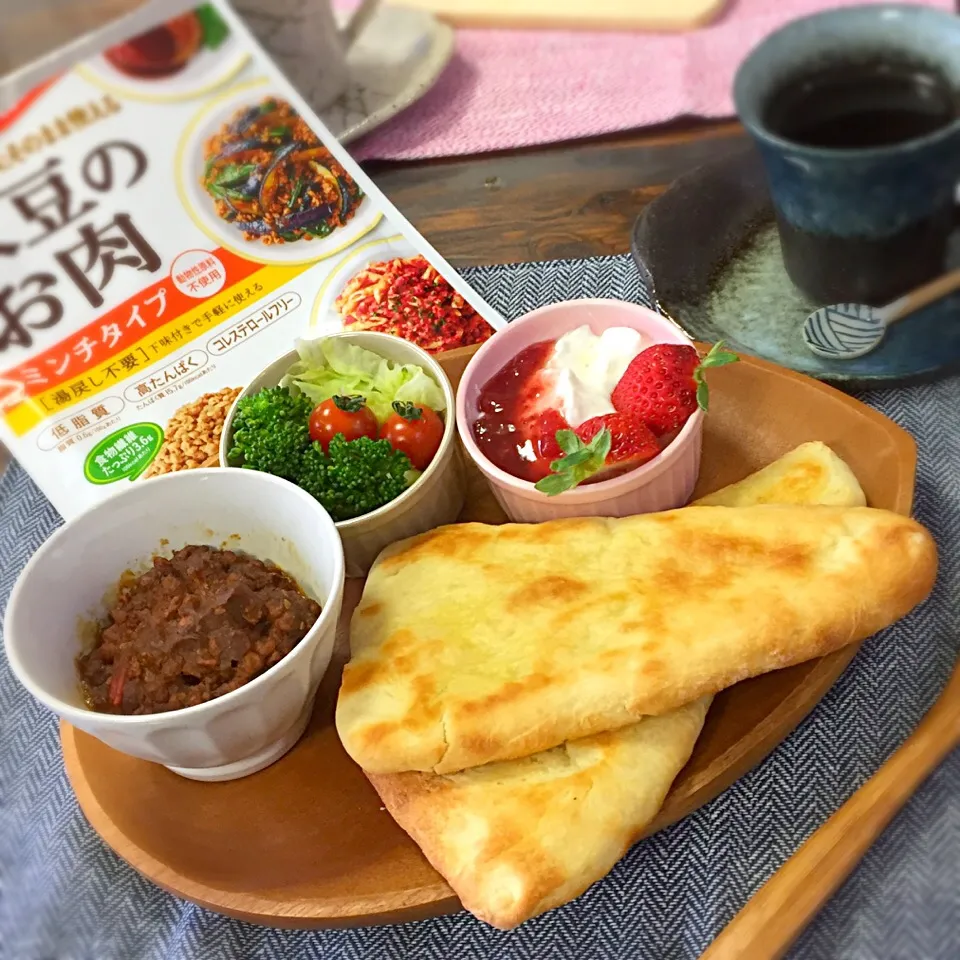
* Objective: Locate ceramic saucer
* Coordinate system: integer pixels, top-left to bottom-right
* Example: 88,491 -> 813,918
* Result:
631,148 -> 960,388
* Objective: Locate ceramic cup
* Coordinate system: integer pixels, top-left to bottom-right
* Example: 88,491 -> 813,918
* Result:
734,4 -> 960,306
233,0 -> 379,111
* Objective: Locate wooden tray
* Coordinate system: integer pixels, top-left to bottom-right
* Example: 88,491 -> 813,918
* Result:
61,348 -> 917,928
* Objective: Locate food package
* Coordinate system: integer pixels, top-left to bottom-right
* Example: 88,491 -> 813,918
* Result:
0,0 -> 500,515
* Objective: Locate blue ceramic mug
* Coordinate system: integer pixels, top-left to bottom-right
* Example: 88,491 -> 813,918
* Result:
734,4 -> 960,306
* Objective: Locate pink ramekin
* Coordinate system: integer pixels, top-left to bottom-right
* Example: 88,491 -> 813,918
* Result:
456,299 -> 703,523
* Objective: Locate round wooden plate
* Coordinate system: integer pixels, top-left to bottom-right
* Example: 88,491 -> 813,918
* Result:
61,349 -> 917,928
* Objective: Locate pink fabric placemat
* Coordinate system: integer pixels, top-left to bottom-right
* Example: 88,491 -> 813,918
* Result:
350,0 -> 954,161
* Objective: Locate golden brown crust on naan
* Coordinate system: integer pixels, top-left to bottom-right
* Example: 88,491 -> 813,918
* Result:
695,441 -> 866,508
338,505 -> 936,774
366,697 -> 711,929
355,443 -> 880,928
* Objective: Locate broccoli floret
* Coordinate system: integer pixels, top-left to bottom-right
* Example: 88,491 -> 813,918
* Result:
297,435 -> 413,522
227,386 -> 313,481
296,441 -> 331,502
227,388 -> 415,521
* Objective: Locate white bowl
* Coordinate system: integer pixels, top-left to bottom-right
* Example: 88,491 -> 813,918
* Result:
220,331 -> 465,577
3,469 -> 345,782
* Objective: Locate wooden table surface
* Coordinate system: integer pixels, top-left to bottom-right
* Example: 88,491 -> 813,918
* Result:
366,119 -> 747,268
7,4 -> 747,271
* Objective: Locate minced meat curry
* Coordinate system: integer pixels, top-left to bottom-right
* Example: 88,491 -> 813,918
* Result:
78,545 -> 321,715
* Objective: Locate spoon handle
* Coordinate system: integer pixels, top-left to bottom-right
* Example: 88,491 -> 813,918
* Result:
884,267 -> 960,325
699,689 -> 960,960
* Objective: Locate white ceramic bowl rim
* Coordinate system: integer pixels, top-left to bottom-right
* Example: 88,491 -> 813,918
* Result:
221,331 -> 457,530
2,468 -> 345,728
457,299 -> 703,499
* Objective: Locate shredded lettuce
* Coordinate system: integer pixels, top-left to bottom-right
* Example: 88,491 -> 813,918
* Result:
279,338 -> 446,424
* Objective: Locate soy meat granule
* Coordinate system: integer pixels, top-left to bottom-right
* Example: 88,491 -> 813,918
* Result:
77,545 -> 321,715
144,387 -> 241,477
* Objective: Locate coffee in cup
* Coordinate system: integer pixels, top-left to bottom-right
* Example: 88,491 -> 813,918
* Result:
734,5 -> 960,306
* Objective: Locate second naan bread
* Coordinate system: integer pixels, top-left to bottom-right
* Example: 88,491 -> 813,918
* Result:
339,500 -> 935,774
368,698 -> 711,929
695,441 -> 867,508
365,442 -> 870,928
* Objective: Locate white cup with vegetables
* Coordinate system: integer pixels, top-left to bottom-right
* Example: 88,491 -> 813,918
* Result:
220,332 -> 464,576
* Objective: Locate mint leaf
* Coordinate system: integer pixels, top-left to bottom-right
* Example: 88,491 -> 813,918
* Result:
696,380 -> 710,412
196,3 -> 230,50
693,340 -> 738,412
700,340 -> 739,369
555,429 -> 581,456
536,426 -> 612,496
535,473 -> 577,495
588,427 -> 612,463
697,339 -> 739,372
555,448 -> 592,469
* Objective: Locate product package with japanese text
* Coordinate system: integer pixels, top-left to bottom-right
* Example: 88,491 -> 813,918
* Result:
0,0 -> 501,518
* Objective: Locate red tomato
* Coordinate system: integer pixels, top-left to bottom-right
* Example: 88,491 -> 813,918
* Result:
309,395 -> 378,451
380,401 -> 444,471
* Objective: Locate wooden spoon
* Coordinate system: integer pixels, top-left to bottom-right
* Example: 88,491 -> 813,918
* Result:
701,658 -> 960,960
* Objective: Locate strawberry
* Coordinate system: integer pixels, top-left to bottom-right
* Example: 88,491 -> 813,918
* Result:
576,413 -> 660,466
536,408 -> 571,460
611,341 -> 738,436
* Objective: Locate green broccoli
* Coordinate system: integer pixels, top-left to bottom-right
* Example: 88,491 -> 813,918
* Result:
227,386 -> 313,481
298,435 -> 414,522
227,386 -> 416,520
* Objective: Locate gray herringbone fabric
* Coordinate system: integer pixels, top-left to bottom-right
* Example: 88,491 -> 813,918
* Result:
1,254 -> 958,960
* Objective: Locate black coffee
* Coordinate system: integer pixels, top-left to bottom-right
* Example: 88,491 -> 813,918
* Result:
765,58 -> 957,149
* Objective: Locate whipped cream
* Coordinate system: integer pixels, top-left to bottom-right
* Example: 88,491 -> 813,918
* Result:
540,325 -> 645,427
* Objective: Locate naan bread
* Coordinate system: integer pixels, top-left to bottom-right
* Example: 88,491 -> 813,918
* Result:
368,698 -> 711,929
695,441 -> 867,509
338,504 -> 935,775
364,443 -> 872,928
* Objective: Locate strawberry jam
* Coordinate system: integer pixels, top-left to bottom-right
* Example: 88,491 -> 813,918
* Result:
472,339 -> 555,482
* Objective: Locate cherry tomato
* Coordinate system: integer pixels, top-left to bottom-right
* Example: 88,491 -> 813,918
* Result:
309,395 -> 378,451
380,401 -> 444,471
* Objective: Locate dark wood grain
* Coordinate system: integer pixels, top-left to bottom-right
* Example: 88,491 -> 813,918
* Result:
365,120 -> 748,266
